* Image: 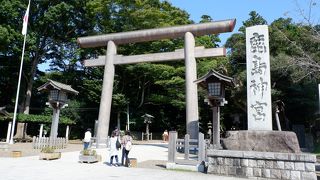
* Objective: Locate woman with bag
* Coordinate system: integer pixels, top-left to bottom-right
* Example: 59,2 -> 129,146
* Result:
121,130 -> 133,167
109,131 -> 120,166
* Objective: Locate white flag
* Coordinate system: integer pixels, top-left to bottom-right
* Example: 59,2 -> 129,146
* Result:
21,2 -> 30,35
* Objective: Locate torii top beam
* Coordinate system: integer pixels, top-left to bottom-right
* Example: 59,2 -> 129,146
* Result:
77,19 -> 236,48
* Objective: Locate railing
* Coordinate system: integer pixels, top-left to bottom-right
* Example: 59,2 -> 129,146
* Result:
168,131 -> 206,163
141,132 -> 152,141
32,136 -> 67,149
0,142 -> 9,151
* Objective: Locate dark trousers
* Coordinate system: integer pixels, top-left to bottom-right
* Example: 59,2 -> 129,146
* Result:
83,142 -> 89,150
110,155 -> 118,164
121,148 -> 130,167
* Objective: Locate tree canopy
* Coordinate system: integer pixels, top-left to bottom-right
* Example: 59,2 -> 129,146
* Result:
1,1 -> 320,139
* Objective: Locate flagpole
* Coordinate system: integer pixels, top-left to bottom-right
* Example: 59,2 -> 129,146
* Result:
9,33 -> 27,144
9,0 -> 30,144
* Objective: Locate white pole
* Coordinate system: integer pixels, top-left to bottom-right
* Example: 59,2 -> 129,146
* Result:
6,122 -> 12,143
9,0 -> 30,144
39,124 -> 43,138
9,31 -> 28,144
65,125 -> 69,140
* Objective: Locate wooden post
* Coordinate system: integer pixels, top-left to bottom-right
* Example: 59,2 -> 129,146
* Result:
50,108 -> 60,138
212,106 -> 221,149
146,123 -> 149,141
184,134 -> 190,160
168,131 -> 177,163
198,132 -> 205,162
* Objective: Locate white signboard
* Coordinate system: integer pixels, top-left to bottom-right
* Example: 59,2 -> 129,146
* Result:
246,25 -> 272,130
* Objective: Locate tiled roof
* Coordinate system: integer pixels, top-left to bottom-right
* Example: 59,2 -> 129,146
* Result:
37,79 -> 79,95
194,69 -> 234,86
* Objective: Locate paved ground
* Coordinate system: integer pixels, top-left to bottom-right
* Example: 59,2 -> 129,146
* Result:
0,141 -> 246,180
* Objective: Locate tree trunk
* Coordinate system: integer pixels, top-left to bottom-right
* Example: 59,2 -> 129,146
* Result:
24,54 -> 39,114
14,123 -> 29,139
117,111 -> 121,130
14,55 -> 40,140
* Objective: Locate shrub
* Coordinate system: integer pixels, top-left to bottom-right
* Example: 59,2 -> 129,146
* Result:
41,147 -> 55,153
81,149 -> 96,156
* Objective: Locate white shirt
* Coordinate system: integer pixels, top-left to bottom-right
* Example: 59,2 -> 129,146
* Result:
83,131 -> 92,142
109,136 -> 120,156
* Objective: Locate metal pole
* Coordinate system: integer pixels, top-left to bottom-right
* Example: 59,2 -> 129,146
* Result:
9,27 -> 28,144
39,124 -> 43,138
65,125 -> 69,140
6,122 -> 12,143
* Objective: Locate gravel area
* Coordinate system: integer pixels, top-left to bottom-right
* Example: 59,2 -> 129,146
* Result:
0,140 -> 168,170
0,141 -> 248,180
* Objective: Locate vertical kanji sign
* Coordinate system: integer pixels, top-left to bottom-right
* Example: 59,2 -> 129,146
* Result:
246,25 -> 272,130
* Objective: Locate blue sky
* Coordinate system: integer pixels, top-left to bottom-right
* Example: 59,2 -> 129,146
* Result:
168,0 -> 319,44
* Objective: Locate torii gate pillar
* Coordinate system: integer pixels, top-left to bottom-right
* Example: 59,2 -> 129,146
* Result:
96,41 -> 116,147
185,32 -> 199,139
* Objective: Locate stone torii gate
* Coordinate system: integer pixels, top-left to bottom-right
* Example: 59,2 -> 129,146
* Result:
77,19 -> 236,146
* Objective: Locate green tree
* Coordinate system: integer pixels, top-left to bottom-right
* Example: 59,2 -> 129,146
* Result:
224,11 -> 268,119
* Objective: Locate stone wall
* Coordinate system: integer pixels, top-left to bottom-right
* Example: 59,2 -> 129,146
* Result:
207,149 -> 316,180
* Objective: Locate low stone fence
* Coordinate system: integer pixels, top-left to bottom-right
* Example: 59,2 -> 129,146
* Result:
32,136 -> 67,149
207,149 -> 316,180
168,131 -> 206,163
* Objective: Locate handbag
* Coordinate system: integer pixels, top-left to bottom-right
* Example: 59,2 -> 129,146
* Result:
116,138 -> 121,149
125,140 -> 132,151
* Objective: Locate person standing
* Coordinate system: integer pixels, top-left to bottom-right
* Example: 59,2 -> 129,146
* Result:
121,130 -> 133,167
162,130 -> 169,141
83,128 -> 92,150
109,131 -> 120,166
114,127 -> 120,137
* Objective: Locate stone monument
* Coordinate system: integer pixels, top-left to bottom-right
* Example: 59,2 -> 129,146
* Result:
246,25 -> 272,130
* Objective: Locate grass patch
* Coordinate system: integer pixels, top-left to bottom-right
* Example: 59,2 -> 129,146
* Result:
313,141 -> 320,156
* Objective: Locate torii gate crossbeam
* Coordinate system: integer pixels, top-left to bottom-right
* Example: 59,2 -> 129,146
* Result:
83,47 -> 226,66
